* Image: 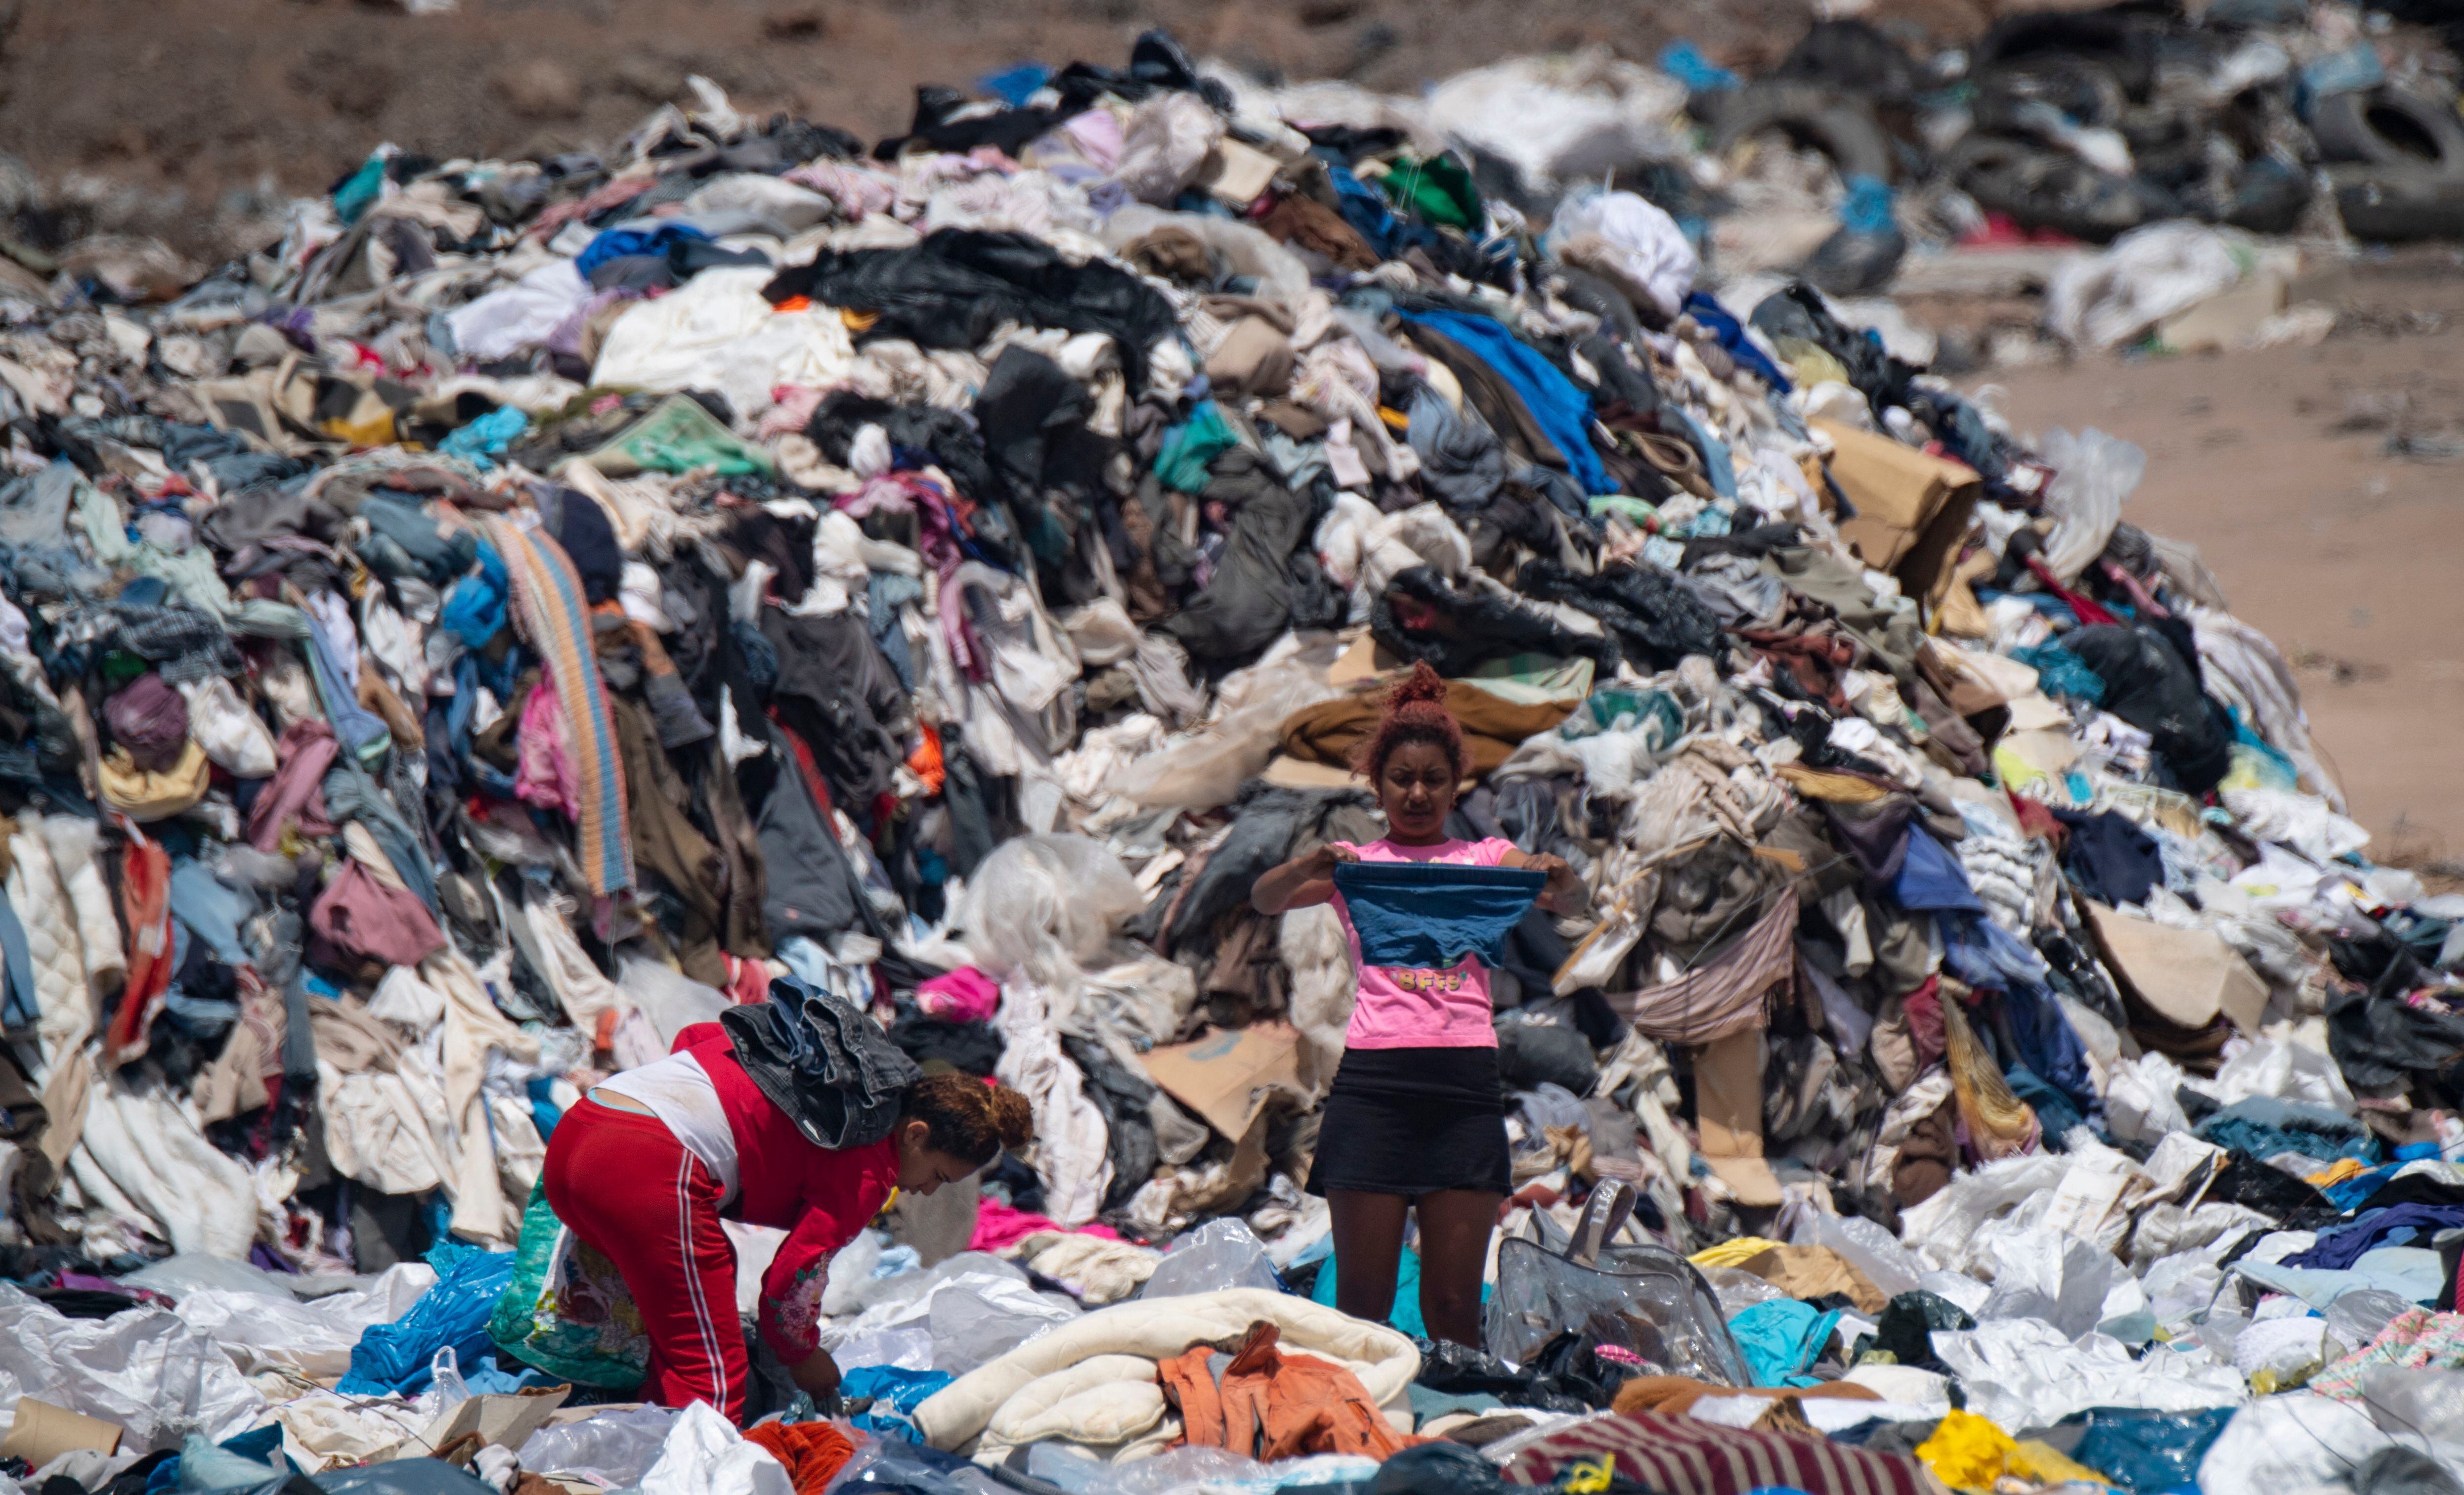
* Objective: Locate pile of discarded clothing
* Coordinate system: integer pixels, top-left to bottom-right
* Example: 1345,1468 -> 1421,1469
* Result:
1,20 -> 2464,1495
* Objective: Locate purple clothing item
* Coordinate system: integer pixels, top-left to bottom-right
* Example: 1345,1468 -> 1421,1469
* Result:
104,673 -> 190,772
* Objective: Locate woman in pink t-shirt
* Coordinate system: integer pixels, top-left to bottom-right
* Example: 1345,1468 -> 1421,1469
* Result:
1252,663 -> 1584,1345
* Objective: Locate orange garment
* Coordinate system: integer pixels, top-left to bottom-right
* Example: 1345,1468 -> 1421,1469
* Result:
1158,1321 -> 1420,1462
105,838 -> 174,1068
741,1420 -> 856,1495
907,722 -> 946,795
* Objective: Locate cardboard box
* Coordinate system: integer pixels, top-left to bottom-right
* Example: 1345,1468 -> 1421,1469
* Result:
1139,1023 -> 1302,1141
2083,901 -> 2269,1035
1813,418 -> 1981,609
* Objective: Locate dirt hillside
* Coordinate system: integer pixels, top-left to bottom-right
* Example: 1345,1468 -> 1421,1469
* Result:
0,0 -> 2003,248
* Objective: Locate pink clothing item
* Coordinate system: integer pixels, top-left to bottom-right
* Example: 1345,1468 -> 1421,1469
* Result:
515,676 -> 580,819
971,1199 -> 1061,1252
1332,836 -> 1518,1050
246,719 -> 339,851
968,1198 -> 1123,1254
308,859 -> 447,969
758,385 -> 828,440
916,967 -> 1000,1023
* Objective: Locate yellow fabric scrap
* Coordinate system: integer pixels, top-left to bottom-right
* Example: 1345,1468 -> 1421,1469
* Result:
1687,1236 -> 1786,1269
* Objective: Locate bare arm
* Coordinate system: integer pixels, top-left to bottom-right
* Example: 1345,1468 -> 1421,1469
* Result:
1252,842 -> 1358,914
1504,849 -> 1588,916
790,1345 -> 842,1400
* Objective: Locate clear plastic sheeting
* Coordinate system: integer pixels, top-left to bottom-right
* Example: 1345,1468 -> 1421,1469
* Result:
2196,1393 -> 2425,1495
518,1405 -> 680,1486
2031,428 -> 2144,586
955,835 -> 1146,982
1789,1209 -> 1920,1303
1484,1236 -> 1749,1386
0,1283 -> 266,1453
820,1253 -> 1080,1374
1138,1218 -> 1283,1299
172,1263 -> 437,1377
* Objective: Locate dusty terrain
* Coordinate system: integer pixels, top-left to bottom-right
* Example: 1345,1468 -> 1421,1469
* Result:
0,0 -> 2019,250
1980,252 -> 2464,868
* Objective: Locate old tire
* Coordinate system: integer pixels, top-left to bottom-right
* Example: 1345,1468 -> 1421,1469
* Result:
2330,163 -> 2464,242
2309,87 -> 2464,179
1712,82 -> 1897,184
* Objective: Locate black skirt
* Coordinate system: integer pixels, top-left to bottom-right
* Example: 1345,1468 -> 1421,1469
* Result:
1305,1046 -> 1511,1197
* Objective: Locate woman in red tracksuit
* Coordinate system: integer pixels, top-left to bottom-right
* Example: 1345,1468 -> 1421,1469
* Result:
543,1021 -> 1032,1421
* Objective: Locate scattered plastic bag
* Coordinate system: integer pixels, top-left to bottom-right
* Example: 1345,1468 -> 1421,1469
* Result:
2197,1394 -> 2400,1494
334,1244 -> 514,1397
1790,1210 -> 1921,1302
637,1402 -> 792,1495
1140,1219 -> 1283,1299
2033,427 -> 2144,585
0,1283 -> 265,1453
2045,223 -> 2245,351
955,834 -> 1145,981
173,1263 -> 435,1378
518,1405 -> 678,1486
1930,1316 -> 2247,1429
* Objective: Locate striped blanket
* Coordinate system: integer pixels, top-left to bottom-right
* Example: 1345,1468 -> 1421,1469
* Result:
479,515 -> 634,897
1500,1409 -> 1937,1495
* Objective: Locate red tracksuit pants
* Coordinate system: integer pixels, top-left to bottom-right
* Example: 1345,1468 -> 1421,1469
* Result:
542,1099 -> 747,1421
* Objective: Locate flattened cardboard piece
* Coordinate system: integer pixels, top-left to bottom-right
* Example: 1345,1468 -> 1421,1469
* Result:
1138,1022 -> 1302,1141
1815,417 -> 1982,607
1736,1244 -> 1886,1315
1693,1029 -> 1783,1208
2083,901 -> 2269,1035
0,1399 -> 124,1466
401,1384 -> 574,1461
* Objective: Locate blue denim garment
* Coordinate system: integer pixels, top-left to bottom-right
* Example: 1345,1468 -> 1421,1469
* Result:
1333,861 -> 1544,970
0,885 -> 32,1030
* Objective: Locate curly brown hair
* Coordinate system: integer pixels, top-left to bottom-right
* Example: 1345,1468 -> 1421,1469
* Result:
1352,660 -> 1471,783
902,1072 -> 1034,1165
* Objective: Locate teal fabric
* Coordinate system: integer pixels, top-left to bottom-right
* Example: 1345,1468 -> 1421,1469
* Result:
1728,1298 -> 1843,1388
1309,1247 -> 1493,1339
1155,401 -> 1238,493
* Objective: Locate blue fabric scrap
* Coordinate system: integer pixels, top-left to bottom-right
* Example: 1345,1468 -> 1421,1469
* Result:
1332,861 -> 1544,970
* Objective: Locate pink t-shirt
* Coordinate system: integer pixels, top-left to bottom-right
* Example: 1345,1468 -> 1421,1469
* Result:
1331,836 -> 1519,1050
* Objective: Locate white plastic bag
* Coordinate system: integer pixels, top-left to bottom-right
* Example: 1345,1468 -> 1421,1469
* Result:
2032,427 -> 2142,585
2197,1394 -> 2395,1495
1930,1317 -> 2246,1429
2044,222 -> 2244,351
638,1401 -> 792,1495
1115,93 -> 1224,207
0,1283 -> 266,1453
